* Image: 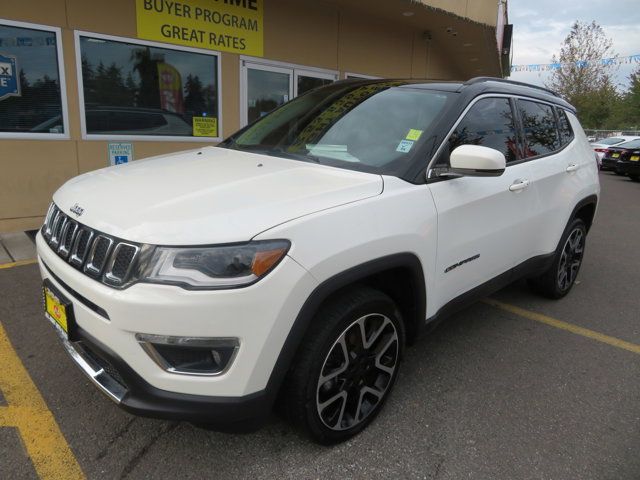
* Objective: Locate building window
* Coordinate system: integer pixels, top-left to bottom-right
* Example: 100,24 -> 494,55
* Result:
0,20 -> 68,138
76,32 -> 221,140
241,58 -> 338,126
295,70 -> 335,96
344,73 -> 380,80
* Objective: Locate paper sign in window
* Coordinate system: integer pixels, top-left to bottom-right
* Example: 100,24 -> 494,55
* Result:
193,116 -> 218,137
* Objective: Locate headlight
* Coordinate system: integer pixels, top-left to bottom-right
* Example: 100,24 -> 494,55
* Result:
142,240 -> 290,289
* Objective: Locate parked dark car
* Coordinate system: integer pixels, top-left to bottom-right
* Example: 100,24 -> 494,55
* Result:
601,139 -> 640,181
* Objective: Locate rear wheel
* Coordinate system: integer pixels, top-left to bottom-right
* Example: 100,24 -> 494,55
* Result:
528,218 -> 587,299
283,287 -> 404,444
629,174 -> 640,182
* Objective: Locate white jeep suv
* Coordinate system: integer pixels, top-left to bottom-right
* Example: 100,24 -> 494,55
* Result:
37,78 -> 600,443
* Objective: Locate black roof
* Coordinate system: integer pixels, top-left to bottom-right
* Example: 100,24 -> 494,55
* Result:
340,76 -> 575,113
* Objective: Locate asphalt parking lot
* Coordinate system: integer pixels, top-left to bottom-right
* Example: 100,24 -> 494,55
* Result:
1,171 -> 639,480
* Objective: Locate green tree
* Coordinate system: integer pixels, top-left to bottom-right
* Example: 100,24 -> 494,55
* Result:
184,74 -> 205,115
131,48 -> 161,109
620,66 -> 640,128
546,21 -> 618,129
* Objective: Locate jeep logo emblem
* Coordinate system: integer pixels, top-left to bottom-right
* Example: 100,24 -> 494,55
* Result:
70,203 -> 85,217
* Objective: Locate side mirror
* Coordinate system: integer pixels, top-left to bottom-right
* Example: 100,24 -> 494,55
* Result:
449,145 -> 506,177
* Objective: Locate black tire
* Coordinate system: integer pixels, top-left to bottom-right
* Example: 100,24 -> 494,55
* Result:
283,286 -> 405,444
629,175 -> 640,182
614,168 -> 624,175
528,218 -> 587,299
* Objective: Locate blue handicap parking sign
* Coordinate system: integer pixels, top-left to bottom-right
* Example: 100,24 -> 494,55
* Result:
114,156 -> 128,165
0,53 -> 20,101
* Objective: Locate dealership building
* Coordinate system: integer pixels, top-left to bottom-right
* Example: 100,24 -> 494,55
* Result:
0,0 -> 510,232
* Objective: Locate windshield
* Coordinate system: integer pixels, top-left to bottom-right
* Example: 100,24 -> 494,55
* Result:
598,137 -> 625,145
617,139 -> 640,149
220,81 -> 454,175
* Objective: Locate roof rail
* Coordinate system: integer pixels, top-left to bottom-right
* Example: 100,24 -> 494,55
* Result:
463,77 -> 560,97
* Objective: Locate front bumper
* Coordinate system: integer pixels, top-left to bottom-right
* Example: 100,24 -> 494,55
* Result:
47,315 -> 271,428
36,232 -> 317,425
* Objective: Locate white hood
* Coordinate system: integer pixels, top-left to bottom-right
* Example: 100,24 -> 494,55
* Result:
53,147 -> 383,245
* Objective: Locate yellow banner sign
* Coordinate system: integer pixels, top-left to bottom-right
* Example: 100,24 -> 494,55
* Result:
193,116 -> 218,137
136,0 -> 263,56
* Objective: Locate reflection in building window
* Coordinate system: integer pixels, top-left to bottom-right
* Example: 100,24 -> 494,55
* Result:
78,35 -> 219,137
247,68 -> 289,124
297,76 -> 333,96
0,23 -> 64,134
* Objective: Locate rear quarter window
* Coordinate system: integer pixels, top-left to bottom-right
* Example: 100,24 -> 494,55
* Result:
556,108 -> 574,146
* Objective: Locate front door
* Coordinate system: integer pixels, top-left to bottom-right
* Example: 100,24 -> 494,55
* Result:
428,96 -> 537,309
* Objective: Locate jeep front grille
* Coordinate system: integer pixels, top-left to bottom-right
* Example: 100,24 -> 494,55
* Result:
42,204 -> 142,288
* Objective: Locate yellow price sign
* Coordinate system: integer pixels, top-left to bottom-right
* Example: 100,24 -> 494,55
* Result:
136,0 -> 263,56
193,116 -> 218,137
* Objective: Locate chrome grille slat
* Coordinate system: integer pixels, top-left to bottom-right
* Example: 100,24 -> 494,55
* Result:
84,235 -> 114,277
104,243 -> 140,286
50,214 -> 67,249
43,204 -> 57,240
42,203 -> 141,289
69,229 -> 94,267
58,220 -> 78,258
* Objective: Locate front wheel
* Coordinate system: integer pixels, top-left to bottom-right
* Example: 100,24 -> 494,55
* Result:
528,218 -> 587,299
629,174 -> 640,182
283,287 -> 404,444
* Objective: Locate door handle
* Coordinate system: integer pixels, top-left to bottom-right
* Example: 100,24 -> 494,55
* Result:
566,164 -> 579,172
509,179 -> 530,192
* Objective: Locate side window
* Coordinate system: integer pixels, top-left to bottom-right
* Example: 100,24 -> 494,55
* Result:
517,100 -> 560,157
443,97 -> 519,165
557,108 -> 574,146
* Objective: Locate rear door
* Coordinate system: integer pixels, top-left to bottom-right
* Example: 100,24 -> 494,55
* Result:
516,100 -> 585,256
428,96 -> 538,308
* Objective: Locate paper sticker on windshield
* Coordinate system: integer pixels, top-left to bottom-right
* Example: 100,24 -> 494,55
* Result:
396,140 -> 414,153
406,129 -> 423,141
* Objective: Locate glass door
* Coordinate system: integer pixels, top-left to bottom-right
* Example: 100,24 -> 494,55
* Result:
242,62 -> 293,126
241,61 -> 338,127
294,69 -> 337,97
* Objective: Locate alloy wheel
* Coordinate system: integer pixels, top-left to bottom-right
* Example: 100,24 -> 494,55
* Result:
316,313 -> 399,431
557,227 -> 585,291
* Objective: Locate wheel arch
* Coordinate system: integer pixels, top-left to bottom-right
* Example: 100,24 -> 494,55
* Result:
570,194 -> 598,232
264,253 -> 426,405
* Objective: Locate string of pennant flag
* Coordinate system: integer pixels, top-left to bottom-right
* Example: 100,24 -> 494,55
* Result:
511,54 -> 640,73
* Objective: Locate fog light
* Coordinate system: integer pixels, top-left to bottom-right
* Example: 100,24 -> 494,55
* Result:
136,334 -> 239,376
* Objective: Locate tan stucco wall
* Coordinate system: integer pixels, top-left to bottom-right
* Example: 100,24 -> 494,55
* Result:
0,0 -> 493,232
418,0 -> 499,27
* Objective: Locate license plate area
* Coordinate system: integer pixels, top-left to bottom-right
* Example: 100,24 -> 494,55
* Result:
43,280 -> 77,340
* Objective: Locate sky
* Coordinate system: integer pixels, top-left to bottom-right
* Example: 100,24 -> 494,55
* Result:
506,0 -> 640,91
